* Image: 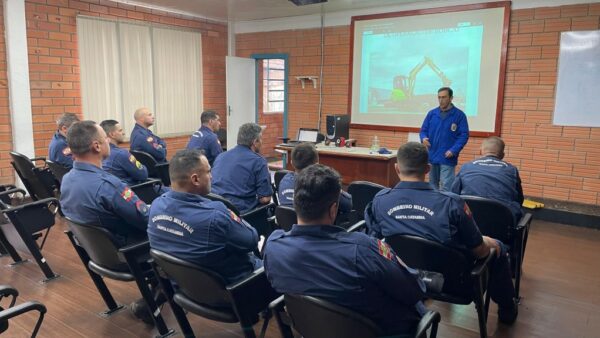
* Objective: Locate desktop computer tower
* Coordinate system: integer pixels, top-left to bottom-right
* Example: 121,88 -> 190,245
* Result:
326,114 -> 350,143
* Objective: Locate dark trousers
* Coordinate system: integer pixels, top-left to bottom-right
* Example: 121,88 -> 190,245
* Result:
488,252 -> 516,308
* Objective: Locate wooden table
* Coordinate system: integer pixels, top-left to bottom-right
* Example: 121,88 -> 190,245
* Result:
275,144 -> 399,187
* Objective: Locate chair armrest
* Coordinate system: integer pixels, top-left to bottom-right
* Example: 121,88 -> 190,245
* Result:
0,285 -> 18,307
155,163 -> 169,169
268,295 -> 285,312
517,212 -> 533,230
241,202 -> 275,218
0,197 -> 59,214
0,188 -> 26,198
0,301 -> 47,319
119,240 -> 150,256
0,184 -> 16,190
130,178 -> 162,189
471,248 -> 496,277
415,310 -> 441,338
346,220 -> 366,233
227,267 -> 280,315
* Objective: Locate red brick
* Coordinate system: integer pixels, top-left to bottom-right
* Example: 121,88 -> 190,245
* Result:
544,18 -> 571,32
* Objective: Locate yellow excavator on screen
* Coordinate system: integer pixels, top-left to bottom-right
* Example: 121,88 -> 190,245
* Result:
391,56 -> 452,101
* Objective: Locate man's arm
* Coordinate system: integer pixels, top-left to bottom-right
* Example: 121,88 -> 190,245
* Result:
448,113 -> 469,156
515,168 -> 524,204
107,183 -> 149,233
220,209 -> 259,251
255,160 -> 274,204
450,172 -> 463,195
137,136 -> 167,162
119,152 -> 149,183
419,112 -> 432,147
365,201 -> 384,239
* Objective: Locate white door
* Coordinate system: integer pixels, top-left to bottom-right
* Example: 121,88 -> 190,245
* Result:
226,56 -> 256,150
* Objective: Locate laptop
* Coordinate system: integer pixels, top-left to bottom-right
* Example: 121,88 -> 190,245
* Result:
280,128 -> 320,146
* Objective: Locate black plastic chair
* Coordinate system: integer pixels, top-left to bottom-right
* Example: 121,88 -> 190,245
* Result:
130,150 -> 170,187
150,249 -> 279,338
206,192 -> 241,216
272,169 -> 292,207
45,160 -> 70,185
0,285 -> 47,337
347,181 -> 386,221
64,218 -> 173,336
0,188 -> 60,282
130,179 -> 163,204
272,294 -> 440,338
10,152 -> 56,200
275,206 -> 297,232
461,195 -> 533,299
386,234 -> 494,338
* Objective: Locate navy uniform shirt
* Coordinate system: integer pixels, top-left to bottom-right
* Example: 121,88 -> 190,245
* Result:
148,190 -> 261,284
419,105 -> 469,166
48,131 -> 74,169
103,143 -> 149,186
277,172 -> 353,212
211,145 -> 273,214
130,124 -> 167,163
451,156 -> 524,222
264,225 -> 424,336
186,126 -> 222,165
60,162 -> 149,247
366,181 -> 483,251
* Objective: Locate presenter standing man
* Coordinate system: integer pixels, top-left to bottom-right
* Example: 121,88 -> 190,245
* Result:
419,87 -> 469,191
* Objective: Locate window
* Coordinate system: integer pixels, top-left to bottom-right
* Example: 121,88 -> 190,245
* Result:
77,16 -> 203,137
262,59 -> 285,113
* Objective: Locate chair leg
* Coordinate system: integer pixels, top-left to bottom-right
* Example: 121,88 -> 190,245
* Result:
65,231 -> 124,315
0,227 -> 24,263
473,275 -> 489,338
240,324 -> 257,338
123,253 -> 174,338
14,225 -> 59,282
474,297 -> 488,338
151,263 -> 196,338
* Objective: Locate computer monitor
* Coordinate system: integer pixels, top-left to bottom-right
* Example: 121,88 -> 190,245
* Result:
297,128 -> 319,143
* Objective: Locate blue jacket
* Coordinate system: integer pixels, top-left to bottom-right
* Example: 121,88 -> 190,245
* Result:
211,145 -> 273,213
103,143 -> 149,186
264,225 -> 424,336
451,156 -> 524,222
48,131 -> 74,169
419,105 -> 469,166
186,126 -> 222,165
130,124 -> 167,163
278,172 -> 353,213
148,190 -> 261,284
366,181 -> 483,251
60,161 -> 149,247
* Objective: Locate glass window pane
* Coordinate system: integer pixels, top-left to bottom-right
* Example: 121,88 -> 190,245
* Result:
269,69 -> 284,80
268,80 -> 284,91
268,101 -> 284,112
269,59 -> 285,69
268,91 -> 284,101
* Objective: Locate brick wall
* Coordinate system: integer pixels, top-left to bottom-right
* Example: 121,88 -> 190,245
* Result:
236,2 -> 600,206
24,0 -> 227,164
0,2 -> 12,184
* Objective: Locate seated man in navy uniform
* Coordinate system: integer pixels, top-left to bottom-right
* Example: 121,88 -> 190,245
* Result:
264,164 -> 426,337
101,119 -> 149,186
130,107 -> 167,163
211,123 -> 272,213
366,142 -> 519,324
186,110 -> 223,166
48,112 -> 79,169
148,149 -> 261,283
451,136 -> 524,222
60,120 -> 155,324
278,142 -> 352,213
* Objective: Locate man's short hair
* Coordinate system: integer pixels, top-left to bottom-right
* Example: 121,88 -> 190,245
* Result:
134,107 -> 148,121
438,87 -> 453,97
169,149 -> 205,183
57,113 -> 80,129
291,143 -> 319,171
237,123 -> 262,147
100,119 -> 119,135
201,110 -> 218,124
396,142 -> 429,176
482,136 -> 505,156
294,164 -> 341,222
67,120 -> 101,156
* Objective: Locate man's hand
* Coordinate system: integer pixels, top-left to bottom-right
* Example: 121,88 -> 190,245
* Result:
444,150 -> 454,158
422,138 -> 431,148
483,236 -> 501,257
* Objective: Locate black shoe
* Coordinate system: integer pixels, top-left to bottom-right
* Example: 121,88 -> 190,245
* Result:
130,299 -> 155,326
498,299 -> 518,325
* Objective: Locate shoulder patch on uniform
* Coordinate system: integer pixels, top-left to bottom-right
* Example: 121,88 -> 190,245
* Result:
377,240 -> 394,261
121,187 -> 134,202
62,147 -> 71,155
464,203 -> 473,218
229,210 -> 241,223
451,123 -> 457,131
135,200 -> 148,214
135,160 -> 143,169
146,137 -> 153,143
128,154 -> 136,163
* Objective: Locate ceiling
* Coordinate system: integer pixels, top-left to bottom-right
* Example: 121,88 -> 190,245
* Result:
112,0 -> 432,22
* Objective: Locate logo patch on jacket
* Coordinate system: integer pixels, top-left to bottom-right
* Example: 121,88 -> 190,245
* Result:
229,210 -> 241,223
450,123 -> 457,132
464,203 -> 472,218
146,137 -> 153,143
121,187 -> 134,202
62,147 -> 71,155
377,240 -> 394,261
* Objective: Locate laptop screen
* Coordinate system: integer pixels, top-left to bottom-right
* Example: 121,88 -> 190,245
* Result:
297,129 -> 319,142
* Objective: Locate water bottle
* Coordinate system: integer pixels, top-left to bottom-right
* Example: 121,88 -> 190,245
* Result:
370,135 -> 379,153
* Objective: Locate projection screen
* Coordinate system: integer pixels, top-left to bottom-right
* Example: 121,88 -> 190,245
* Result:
349,2 -> 510,135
